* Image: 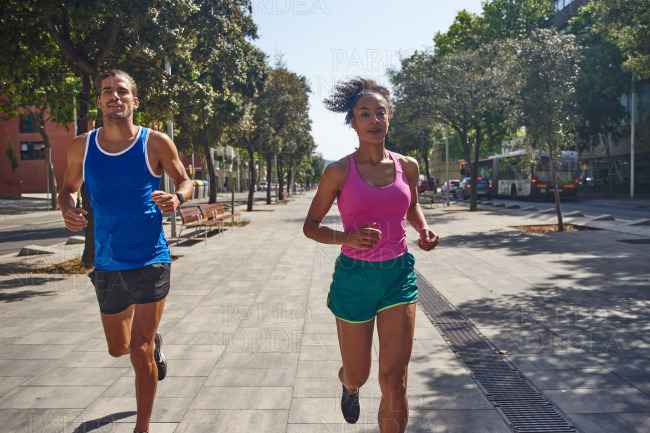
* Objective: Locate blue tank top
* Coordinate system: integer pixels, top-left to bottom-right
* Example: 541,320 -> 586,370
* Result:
83,126 -> 170,270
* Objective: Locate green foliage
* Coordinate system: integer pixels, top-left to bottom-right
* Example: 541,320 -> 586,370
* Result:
433,0 -> 554,56
517,28 -> 582,152
569,3 -> 630,150
433,10 -> 482,56
6,142 -> 19,172
480,0 -> 553,43
591,0 -> 650,80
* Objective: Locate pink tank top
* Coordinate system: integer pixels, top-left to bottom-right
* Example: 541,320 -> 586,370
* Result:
337,151 -> 412,262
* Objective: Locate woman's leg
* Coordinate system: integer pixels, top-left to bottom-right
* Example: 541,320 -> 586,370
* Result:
336,317 -> 375,392
376,303 -> 417,433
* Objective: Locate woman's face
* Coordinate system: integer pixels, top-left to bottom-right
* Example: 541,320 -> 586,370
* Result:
350,93 -> 389,143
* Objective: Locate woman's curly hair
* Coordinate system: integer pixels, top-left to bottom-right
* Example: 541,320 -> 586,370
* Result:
323,77 -> 393,125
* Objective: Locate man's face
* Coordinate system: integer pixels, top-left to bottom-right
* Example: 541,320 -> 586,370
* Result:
97,76 -> 138,121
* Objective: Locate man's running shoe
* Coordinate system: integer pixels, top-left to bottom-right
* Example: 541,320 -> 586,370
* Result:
341,384 -> 360,423
154,332 -> 167,381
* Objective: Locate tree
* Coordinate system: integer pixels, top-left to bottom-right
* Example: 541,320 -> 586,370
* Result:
387,102 -> 439,185
591,0 -> 650,80
0,11 -> 77,210
249,64 -> 311,205
3,1 -> 259,262
517,28 -> 582,231
480,0 -> 553,43
569,4 -> 630,196
433,10 -> 482,56
433,0 -> 554,56
391,41 -> 515,211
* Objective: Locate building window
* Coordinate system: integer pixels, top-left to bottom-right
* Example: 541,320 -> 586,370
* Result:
20,142 -> 45,160
553,0 -> 577,11
19,115 -> 36,133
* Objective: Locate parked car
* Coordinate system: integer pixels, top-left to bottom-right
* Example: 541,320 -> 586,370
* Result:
418,179 -> 436,193
441,179 -> 461,196
454,177 -> 490,200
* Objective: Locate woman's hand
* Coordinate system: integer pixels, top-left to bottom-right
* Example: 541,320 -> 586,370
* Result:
344,223 -> 382,249
418,228 -> 439,251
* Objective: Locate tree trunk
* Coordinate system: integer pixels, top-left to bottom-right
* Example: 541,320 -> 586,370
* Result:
33,105 -> 58,210
421,145 -> 432,186
602,133 -> 615,197
266,153 -> 273,205
201,129 -> 217,203
470,125 -> 482,212
278,159 -> 285,201
246,138 -> 256,212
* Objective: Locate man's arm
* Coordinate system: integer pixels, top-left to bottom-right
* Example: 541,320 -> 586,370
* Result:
148,131 -> 193,214
58,135 -> 89,231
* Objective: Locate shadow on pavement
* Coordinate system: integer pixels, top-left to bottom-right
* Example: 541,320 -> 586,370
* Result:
71,411 -> 137,433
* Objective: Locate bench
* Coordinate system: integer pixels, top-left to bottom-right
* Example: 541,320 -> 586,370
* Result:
281,190 -> 295,202
177,207 -> 207,244
419,190 -> 444,208
200,202 -> 241,235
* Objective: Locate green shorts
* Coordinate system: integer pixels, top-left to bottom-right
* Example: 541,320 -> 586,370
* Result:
327,253 -> 418,323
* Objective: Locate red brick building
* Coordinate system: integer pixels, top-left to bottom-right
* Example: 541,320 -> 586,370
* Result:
0,113 -> 76,197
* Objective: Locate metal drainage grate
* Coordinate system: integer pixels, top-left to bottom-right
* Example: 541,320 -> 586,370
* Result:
416,271 -> 582,433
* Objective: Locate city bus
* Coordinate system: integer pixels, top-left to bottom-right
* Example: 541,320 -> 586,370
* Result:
461,150 -> 579,199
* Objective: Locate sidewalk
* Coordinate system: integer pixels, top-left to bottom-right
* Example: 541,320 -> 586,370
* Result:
0,193 -> 649,432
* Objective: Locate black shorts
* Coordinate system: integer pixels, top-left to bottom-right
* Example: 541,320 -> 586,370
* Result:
88,263 -> 171,314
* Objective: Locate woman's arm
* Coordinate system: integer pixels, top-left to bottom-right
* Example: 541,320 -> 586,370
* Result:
303,160 -> 381,250
401,155 -> 440,251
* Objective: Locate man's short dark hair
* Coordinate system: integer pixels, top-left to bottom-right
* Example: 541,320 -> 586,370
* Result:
95,70 -> 137,97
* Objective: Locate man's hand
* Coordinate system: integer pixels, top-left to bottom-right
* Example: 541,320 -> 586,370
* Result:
151,190 -> 179,214
344,223 -> 382,250
62,207 -> 88,232
418,228 -> 439,251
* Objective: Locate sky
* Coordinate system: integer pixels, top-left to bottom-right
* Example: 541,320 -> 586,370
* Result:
251,0 -> 486,162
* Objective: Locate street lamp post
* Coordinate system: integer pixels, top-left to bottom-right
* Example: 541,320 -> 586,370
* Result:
445,125 -> 450,206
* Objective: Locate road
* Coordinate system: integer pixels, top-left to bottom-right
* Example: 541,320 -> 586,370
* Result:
452,195 -> 650,223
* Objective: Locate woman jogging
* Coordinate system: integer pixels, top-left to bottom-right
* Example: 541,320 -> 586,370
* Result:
303,78 -> 439,433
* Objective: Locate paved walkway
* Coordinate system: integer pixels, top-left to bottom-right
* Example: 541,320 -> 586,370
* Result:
0,193 -> 649,432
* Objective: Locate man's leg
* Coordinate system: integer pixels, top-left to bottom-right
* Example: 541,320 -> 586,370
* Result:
376,303 -> 416,433
100,298 -> 165,432
101,306 -> 135,357
130,298 -> 166,433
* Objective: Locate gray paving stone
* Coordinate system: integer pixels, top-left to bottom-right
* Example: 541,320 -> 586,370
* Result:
408,408 -> 512,433
204,367 -> 296,387
0,385 -> 107,408
25,367 -> 128,387
0,359 -> 52,376
0,344 -> 78,360
174,409 -> 288,433
0,408 -> 82,433
14,331 -> 95,345
569,412 -> 650,433
78,396 -> 193,423
545,388 -> 650,413
0,376 -> 29,397
191,386 -> 293,409
522,367 -> 632,390
215,351 -> 299,369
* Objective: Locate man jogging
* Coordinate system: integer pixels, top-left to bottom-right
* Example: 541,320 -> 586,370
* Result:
58,69 -> 193,433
